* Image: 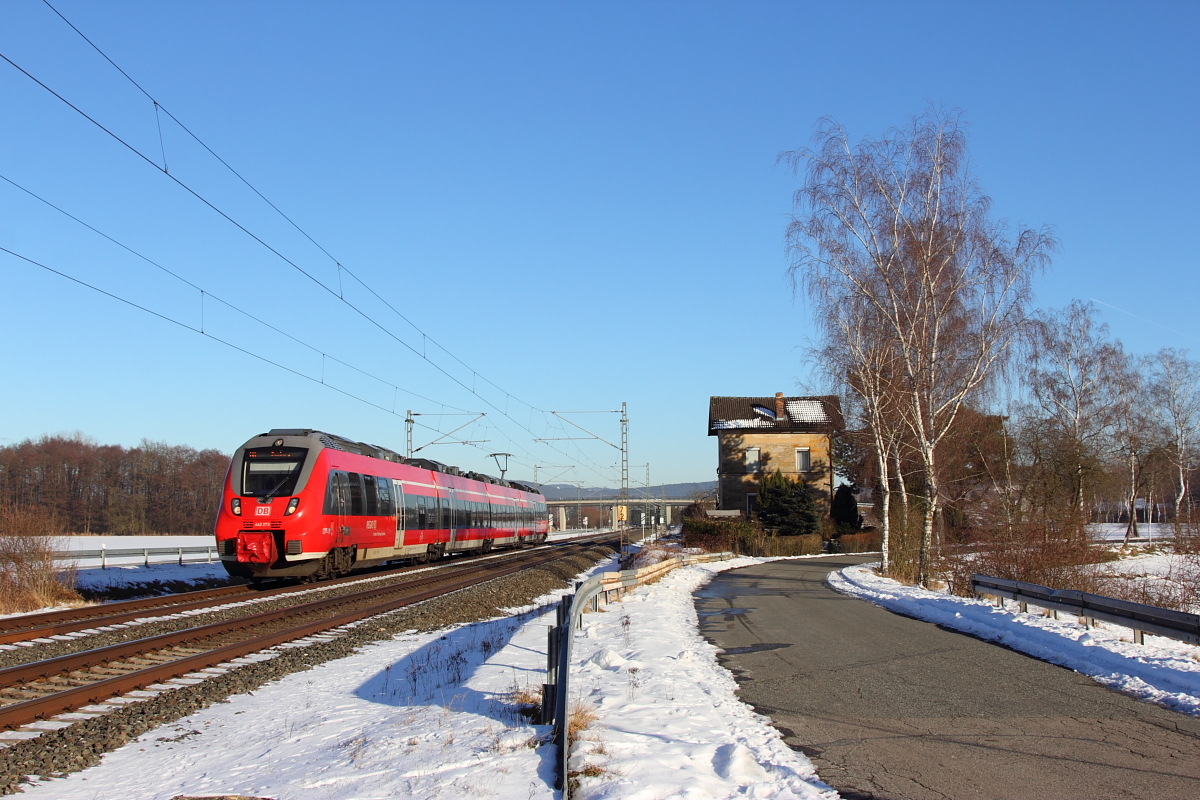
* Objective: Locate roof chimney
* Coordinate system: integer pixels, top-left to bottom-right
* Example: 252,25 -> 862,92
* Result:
775,392 -> 786,421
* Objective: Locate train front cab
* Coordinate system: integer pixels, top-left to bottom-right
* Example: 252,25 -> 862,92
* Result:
216,436 -> 338,580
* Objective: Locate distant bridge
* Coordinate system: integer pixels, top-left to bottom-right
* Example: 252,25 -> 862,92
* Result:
545,497 -> 693,527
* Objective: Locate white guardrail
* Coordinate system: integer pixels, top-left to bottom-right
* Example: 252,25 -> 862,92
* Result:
543,550 -> 735,797
52,545 -> 220,569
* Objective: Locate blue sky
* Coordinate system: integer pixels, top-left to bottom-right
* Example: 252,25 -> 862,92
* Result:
1,1 -> 1196,487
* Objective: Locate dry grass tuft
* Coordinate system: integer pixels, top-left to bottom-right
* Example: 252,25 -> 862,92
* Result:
567,701 -> 598,741
0,504 -> 81,614
505,677 -> 542,719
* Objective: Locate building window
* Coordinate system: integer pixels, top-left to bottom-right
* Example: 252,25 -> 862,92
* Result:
745,447 -> 760,473
795,448 -> 811,472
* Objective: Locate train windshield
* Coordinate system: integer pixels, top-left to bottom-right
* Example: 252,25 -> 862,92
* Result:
242,447 -> 309,497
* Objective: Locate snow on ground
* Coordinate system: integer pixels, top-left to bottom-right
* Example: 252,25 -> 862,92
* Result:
1092,522 -> 1177,542
72,561 -> 231,593
24,553 -> 834,800
57,535 -> 216,551
567,556 -> 835,800
64,534 -> 605,597
830,564 -> 1200,717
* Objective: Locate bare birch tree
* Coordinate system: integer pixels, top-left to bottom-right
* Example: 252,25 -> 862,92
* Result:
1110,353 -> 1162,544
818,293 -> 905,574
1149,348 -> 1200,535
784,108 -> 1054,585
1025,300 -> 1124,534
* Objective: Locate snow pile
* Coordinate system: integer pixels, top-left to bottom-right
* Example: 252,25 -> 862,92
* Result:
830,564 -> 1200,716
567,556 -> 836,800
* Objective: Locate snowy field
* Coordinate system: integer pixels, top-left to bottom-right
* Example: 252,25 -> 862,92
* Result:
56,535 -> 216,551
25,554 -> 834,800
61,532 -> 610,594
1092,522 -> 1177,542
830,564 -> 1200,717
71,560 -> 232,594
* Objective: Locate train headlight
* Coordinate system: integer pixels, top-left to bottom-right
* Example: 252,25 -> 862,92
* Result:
285,497 -> 300,516
231,498 -> 242,516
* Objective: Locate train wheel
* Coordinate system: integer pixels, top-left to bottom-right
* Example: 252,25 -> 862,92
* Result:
481,539 -> 493,555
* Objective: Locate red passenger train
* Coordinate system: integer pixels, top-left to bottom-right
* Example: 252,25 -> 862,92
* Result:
215,429 -> 549,581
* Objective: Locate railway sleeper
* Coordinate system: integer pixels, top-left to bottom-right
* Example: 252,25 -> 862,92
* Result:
1,689 -> 54,700
91,664 -> 139,675
45,675 -> 92,687
124,657 -> 173,667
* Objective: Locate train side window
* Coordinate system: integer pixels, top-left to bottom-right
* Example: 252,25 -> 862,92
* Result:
380,478 -> 395,518
363,475 -> 379,516
347,473 -> 365,516
416,495 -> 427,529
441,495 -> 451,529
323,471 -> 344,515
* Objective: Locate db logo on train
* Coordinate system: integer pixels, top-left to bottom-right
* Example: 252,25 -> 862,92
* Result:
255,506 -> 272,516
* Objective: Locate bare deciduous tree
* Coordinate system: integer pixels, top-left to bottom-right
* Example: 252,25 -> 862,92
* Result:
1149,348 -> 1200,534
817,293 -> 906,574
1110,353 -> 1164,544
784,108 -> 1054,584
1024,300 -> 1124,534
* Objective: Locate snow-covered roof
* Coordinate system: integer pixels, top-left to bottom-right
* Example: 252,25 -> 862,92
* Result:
708,395 -> 842,435
711,418 -> 776,430
785,400 -> 830,424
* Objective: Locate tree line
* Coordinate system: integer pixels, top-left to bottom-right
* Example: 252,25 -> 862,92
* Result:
786,107 -> 1200,585
0,434 -> 230,535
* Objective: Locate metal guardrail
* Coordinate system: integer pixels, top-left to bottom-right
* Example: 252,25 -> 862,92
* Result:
543,550 -> 734,797
53,545 -> 219,568
971,573 -> 1200,646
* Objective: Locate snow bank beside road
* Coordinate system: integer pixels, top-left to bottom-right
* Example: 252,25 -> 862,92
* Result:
569,556 -> 836,800
830,564 -> 1200,717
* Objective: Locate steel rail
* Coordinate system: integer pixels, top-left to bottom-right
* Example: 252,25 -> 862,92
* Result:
0,536 -> 619,730
0,585 -> 251,634
0,546 -> 578,686
0,534 -> 617,644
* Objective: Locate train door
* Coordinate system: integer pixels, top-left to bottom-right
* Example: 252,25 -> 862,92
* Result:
447,489 -> 458,550
392,480 -> 405,549
324,471 -> 348,545
345,472 -> 365,544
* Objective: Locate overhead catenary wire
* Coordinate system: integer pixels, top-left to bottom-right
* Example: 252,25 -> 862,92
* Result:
33,4 -> 546,422
0,172 -> 462,413
0,46 -> 620,483
0,243 -> 563,473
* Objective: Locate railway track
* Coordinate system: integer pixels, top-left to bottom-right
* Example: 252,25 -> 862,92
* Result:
0,534 -> 619,739
0,533 -> 618,655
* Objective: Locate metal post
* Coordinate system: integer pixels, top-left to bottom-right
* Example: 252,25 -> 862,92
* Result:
178,547 -> 184,566
144,548 -> 149,567
620,401 -> 628,508
406,410 -> 414,459
1133,629 -> 1145,645
101,544 -> 106,570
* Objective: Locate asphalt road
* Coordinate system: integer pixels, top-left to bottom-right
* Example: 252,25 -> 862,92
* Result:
695,556 -> 1200,800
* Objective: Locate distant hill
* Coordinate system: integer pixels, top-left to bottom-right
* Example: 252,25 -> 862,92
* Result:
538,481 -> 716,501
